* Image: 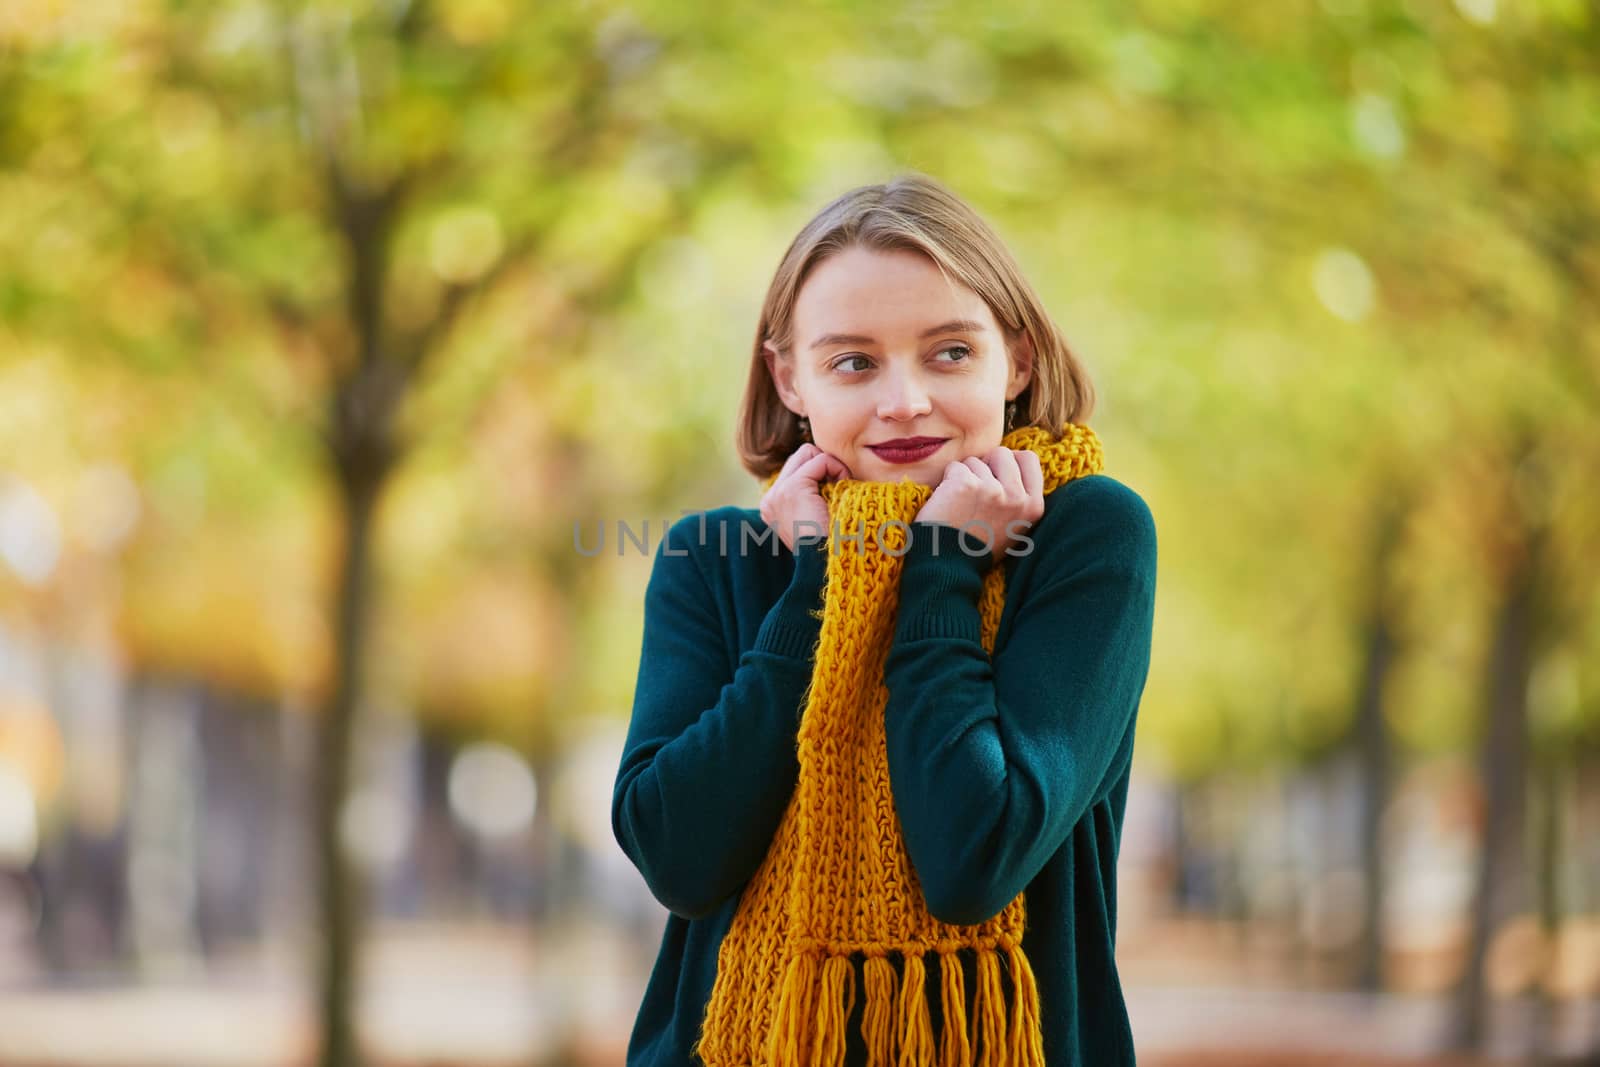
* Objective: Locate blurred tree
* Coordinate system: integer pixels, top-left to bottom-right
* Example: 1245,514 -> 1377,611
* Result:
945,4 -> 1600,1042
3,1 -> 768,1062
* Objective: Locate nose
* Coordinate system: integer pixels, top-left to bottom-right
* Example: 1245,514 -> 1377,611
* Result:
875,365 -> 932,421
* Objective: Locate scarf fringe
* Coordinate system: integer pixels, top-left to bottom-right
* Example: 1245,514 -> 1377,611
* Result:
1006,943 -> 1047,1067
896,952 -> 934,1066
863,954 -> 897,1066
974,948 -> 1005,1067
766,948 -> 820,1067
816,954 -> 857,1066
939,949 -> 971,1067
757,942 -> 1043,1067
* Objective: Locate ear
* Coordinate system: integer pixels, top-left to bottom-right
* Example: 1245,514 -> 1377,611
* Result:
1008,330 -> 1035,399
763,340 -> 806,416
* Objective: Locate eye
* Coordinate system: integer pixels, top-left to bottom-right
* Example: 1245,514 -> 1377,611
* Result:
829,345 -> 971,374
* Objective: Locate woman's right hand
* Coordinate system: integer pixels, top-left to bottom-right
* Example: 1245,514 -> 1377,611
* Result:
760,443 -> 852,553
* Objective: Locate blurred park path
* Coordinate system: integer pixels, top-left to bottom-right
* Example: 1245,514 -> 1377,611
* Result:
1,917 -> 1596,1067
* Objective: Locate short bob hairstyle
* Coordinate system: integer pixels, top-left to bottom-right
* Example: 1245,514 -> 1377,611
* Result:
736,171 -> 1096,481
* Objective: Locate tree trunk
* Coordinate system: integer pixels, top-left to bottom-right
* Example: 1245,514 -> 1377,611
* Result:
1354,496 -> 1406,993
1531,751 -> 1566,1067
1450,522 -> 1544,1053
315,473 -> 382,1067
1353,610 -> 1395,993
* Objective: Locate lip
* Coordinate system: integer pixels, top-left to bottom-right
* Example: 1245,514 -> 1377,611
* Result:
867,437 -> 948,463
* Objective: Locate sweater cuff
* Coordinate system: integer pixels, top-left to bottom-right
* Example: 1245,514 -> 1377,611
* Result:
895,522 -> 994,644
754,535 -> 828,659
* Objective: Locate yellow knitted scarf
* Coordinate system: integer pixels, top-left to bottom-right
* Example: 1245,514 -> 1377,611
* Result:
692,421 -> 1105,1067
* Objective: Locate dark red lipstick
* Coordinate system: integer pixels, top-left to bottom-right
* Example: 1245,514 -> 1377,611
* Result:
867,437 -> 948,463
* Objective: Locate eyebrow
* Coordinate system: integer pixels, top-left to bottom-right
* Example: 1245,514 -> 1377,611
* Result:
808,319 -> 987,351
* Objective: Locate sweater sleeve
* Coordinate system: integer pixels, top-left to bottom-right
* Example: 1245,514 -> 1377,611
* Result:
612,513 -> 828,919
882,478 -> 1158,927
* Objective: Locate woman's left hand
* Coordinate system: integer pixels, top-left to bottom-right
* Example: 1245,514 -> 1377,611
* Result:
914,447 -> 1045,564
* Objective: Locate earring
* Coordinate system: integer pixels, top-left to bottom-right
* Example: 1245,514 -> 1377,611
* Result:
1004,400 -> 1017,434
797,415 -> 811,443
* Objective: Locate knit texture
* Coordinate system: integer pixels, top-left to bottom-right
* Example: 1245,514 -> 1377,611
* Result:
691,421 -> 1105,1067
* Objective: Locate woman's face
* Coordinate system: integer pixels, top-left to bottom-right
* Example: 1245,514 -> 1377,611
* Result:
767,246 -> 1032,488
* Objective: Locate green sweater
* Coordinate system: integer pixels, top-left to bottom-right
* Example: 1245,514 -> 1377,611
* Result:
612,473 -> 1158,1066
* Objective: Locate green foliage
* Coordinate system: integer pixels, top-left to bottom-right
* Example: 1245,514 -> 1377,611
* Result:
1,0 -> 1595,768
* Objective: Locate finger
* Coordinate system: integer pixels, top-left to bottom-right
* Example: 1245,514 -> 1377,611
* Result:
985,447 -> 1025,497
794,450 -> 847,486
771,446 -> 824,496
775,443 -> 819,485
960,457 -> 998,495
940,459 -> 976,484
1016,450 -> 1044,509
819,452 -> 852,481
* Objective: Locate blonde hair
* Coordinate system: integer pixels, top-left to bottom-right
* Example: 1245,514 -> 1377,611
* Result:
736,171 -> 1096,480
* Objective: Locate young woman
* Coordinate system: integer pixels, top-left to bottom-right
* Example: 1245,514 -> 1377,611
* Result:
612,172 -> 1158,1066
